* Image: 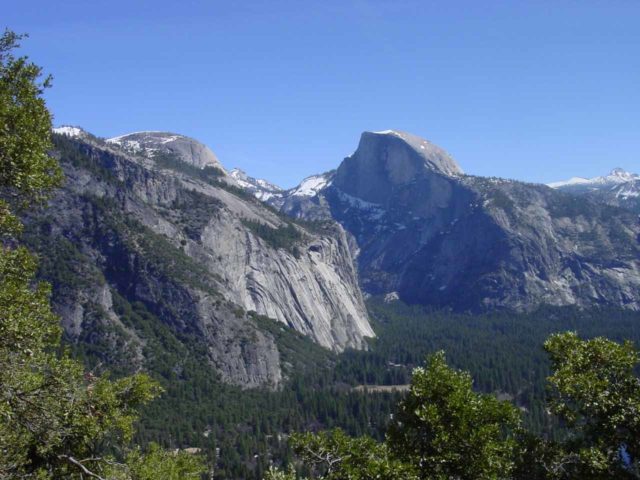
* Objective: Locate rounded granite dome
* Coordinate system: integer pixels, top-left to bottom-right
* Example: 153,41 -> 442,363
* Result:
332,129 -> 463,204
107,131 -> 225,172
366,130 -> 463,177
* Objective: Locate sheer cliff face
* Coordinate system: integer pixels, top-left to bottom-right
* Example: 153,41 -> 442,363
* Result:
332,130 -> 462,205
32,131 -> 373,388
285,130 -> 640,312
197,213 -> 372,350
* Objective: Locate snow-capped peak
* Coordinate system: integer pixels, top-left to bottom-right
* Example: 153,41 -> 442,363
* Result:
107,131 -> 184,146
106,131 -> 187,155
53,126 -> 86,138
105,131 -> 224,171
548,168 -> 639,189
547,177 -> 591,188
290,174 -> 331,197
229,168 -> 284,202
608,168 -> 636,181
230,169 -> 283,193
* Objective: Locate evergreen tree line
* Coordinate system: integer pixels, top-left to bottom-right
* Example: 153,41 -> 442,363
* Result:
123,300 -> 640,479
267,331 -> 640,479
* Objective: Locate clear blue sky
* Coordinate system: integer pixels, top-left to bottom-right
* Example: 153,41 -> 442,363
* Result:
6,1 -> 639,187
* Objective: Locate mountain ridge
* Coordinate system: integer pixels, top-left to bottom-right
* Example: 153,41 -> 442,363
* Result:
106,130 -> 227,172
549,168 -> 640,212
548,167 -> 639,191
48,125 -> 640,316
250,130 -> 640,313
29,128 -> 376,389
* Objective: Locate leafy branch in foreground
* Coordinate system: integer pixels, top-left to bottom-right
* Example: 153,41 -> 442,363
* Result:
543,332 -> 640,478
388,350 -> 521,479
0,28 -> 206,479
0,29 -> 62,203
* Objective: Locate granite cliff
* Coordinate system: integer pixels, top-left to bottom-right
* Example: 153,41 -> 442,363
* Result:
273,130 -> 640,312
28,127 -> 374,388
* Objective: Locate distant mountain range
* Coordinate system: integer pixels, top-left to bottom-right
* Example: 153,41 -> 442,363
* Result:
41,125 -> 640,388
548,168 -> 639,191
223,134 -> 640,216
548,168 -> 640,212
270,130 -> 640,311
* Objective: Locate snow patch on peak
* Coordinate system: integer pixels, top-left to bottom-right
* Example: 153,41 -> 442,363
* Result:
159,135 -> 182,144
105,131 -> 224,171
230,168 -> 282,192
547,177 -> 591,188
229,168 -> 249,180
609,168 -> 636,181
615,185 -> 640,199
291,174 -> 331,197
53,126 -> 85,138
229,168 -> 284,202
106,131 -> 182,144
373,130 -> 396,134
373,129 -> 403,137
549,169 -> 639,189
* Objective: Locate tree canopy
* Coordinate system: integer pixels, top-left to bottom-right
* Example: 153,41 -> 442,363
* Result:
0,29 -> 206,479
268,334 -> 640,480
388,351 -> 521,479
543,332 -> 640,478
0,30 -> 62,202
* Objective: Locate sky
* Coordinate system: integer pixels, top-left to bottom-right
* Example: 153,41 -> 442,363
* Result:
5,0 -> 640,188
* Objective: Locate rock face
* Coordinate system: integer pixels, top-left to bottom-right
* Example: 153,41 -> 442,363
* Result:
107,131 -> 226,171
199,213 -> 372,349
29,130 -> 374,388
276,130 -> 640,312
332,130 -> 462,205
